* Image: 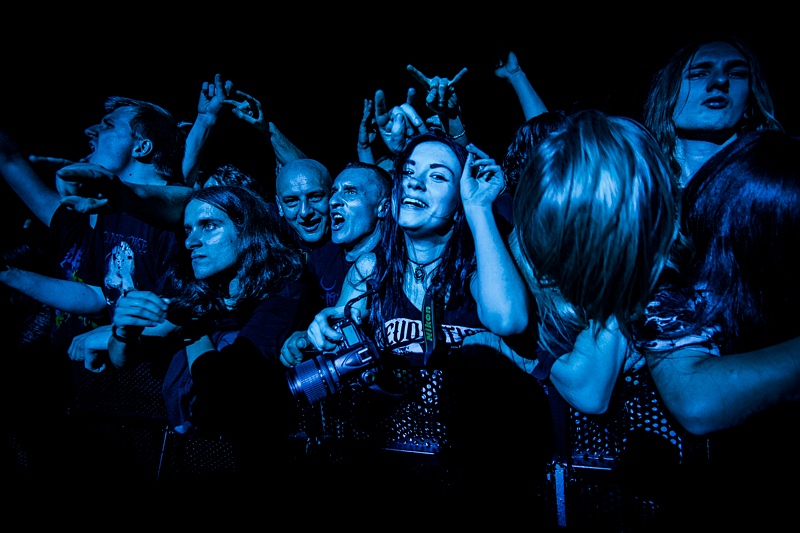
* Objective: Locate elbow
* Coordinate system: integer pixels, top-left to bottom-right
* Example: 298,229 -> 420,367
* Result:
564,388 -> 611,415
572,397 -> 609,416
662,396 -> 725,436
489,318 -> 528,337
480,310 -> 529,337
551,378 -> 612,415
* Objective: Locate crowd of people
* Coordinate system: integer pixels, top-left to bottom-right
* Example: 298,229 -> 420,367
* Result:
1,34 -> 798,529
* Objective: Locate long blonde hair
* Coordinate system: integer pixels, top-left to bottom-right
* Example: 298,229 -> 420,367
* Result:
514,109 -> 679,343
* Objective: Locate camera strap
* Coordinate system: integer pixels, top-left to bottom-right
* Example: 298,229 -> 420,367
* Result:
422,286 -> 445,366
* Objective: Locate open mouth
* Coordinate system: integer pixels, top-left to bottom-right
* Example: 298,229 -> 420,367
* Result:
331,212 -> 345,231
82,141 -> 96,162
402,197 -> 428,208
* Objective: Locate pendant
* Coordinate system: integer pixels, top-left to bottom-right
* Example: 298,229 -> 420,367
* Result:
414,265 -> 426,282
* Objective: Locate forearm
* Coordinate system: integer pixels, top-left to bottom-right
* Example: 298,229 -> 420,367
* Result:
268,122 -> 307,166
506,70 -> 548,121
121,182 -> 191,229
0,268 -> 106,315
443,115 -> 468,148
648,336 -> 800,435
182,113 -> 219,187
0,156 -> 60,226
467,207 -> 529,334
357,145 -> 375,165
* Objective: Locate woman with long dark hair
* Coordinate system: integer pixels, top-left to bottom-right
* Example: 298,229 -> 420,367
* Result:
305,129 -> 549,516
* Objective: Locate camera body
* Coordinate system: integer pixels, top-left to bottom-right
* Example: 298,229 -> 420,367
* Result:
287,317 -> 381,405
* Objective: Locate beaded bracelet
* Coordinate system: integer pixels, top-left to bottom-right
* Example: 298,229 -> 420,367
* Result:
449,129 -> 467,140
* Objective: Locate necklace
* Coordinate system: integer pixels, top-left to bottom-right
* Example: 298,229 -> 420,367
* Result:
408,255 -> 442,282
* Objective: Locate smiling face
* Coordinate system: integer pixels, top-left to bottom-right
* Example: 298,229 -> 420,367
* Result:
330,167 -> 387,250
673,41 -> 751,139
184,199 -> 240,280
275,162 -> 331,245
395,141 -> 462,236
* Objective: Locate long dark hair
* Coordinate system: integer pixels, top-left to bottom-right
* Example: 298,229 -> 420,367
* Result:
680,130 -> 800,353
365,130 -> 473,336
642,35 -> 783,179
166,186 -> 304,320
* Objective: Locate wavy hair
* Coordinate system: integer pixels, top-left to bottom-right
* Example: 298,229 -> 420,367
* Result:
365,130 -> 473,334
105,96 -> 186,182
166,186 -> 304,320
642,35 -> 783,179
514,109 -> 680,343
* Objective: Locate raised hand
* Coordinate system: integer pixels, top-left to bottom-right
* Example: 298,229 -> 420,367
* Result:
56,162 -> 118,213
198,73 -> 234,119
358,98 -> 377,152
374,89 -> 427,153
460,150 -> 506,210
494,51 -> 521,79
225,89 -> 268,133
375,90 -> 410,153
406,64 -> 467,117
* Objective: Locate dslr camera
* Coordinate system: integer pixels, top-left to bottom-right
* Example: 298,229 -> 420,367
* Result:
287,316 -> 381,405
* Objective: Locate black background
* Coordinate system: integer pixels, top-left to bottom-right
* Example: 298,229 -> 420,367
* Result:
2,10 -> 798,210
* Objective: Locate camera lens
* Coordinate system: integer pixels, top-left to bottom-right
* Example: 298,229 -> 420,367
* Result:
287,354 -> 340,405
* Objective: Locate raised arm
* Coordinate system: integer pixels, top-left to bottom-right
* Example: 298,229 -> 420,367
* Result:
0,126 -> 62,226
374,88 -> 427,155
226,88 -> 308,168
357,98 -> 377,164
461,148 -> 529,335
494,51 -> 548,121
182,73 -> 234,187
56,162 -> 190,230
407,65 -> 469,147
